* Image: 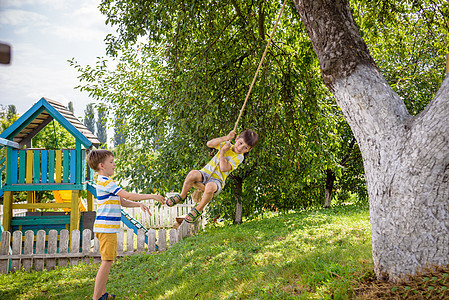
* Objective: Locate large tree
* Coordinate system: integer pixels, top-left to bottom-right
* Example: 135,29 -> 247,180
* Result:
90,0 -> 364,219
294,0 -> 449,281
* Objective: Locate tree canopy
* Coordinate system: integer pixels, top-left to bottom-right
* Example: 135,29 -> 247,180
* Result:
71,0 -> 446,223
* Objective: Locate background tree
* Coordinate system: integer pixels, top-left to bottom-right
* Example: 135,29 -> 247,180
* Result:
32,121 -> 75,149
0,105 -> 19,188
113,114 -> 126,147
83,103 -> 96,136
96,105 -> 108,145
67,101 -> 74,113
1,104 -> 18,132
6,105 -> 16,123
72,37 -> 352,223
294,0 -> 449,281
77,0 -> 365,220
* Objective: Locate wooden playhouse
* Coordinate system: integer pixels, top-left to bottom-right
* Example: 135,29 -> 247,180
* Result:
0,98 -> 100,236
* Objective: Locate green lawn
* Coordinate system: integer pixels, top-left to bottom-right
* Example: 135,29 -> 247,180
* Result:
0,204 -> 373,299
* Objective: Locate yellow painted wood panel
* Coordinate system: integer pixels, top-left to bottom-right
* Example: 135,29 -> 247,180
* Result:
55,150 -> 62,183
2,191 -> 13,232
26,191 -> 34,212
87,191 -> 94,211
70,190 -> 80,234
12,202 -> 72,209
26,151 -> 33,184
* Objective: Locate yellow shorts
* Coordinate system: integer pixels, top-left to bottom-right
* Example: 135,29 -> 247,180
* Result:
96,232 -> 117,261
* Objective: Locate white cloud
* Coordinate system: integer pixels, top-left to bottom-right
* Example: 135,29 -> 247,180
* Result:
38,2 -> 113,43
0,0 -> 114,118
0,0 -> 68,10
0,9 -> 47,26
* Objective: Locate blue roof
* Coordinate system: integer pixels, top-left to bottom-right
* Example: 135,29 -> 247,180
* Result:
0,97 -> 100,148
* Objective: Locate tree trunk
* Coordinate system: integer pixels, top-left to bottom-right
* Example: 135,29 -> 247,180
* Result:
324,169 -> 335,208
233,177 -> 243,224
294,0 -> 449,281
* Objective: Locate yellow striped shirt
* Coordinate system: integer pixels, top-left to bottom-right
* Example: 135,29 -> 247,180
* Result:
200,142 -> 244,185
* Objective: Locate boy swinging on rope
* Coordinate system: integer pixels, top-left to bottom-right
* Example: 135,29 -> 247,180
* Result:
166,129 -> 259,223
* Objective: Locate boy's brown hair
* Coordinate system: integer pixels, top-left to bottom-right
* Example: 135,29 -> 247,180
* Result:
87,149 -> 114,172
239,129 -> 259,147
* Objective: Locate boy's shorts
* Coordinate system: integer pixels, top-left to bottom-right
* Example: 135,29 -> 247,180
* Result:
96,232 -> 117,261
199,170 -> 223,195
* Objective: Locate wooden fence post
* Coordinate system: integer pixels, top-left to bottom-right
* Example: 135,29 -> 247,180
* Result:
126,229 -> 134,255
11,231 -> 22,272
47,230 -> 58,270
23,230 -> 34,271
0,231 -> 10,274
82,229 -> 91,264
35,230 -> 46,271
93,236 -> 101,264
59,230 -> 69,267
117,230 -> 124,257
137,229 -> 145,253
169,229 -> 178,246
158,229 -> 167,252
70,230 -> 80,266
147,229 -> 156,253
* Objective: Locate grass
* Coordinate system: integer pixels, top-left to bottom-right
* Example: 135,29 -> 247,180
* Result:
0,204 -> 374,299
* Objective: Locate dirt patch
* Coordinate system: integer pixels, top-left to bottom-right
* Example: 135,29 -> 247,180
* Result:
354,265 -> 449,299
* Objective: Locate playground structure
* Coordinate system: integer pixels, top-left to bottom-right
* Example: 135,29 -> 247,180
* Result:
0,97 -> 167,245
0,98 -> 100,237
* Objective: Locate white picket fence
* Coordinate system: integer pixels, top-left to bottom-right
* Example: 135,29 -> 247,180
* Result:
0,196 -> 199,230
0,221 -> 200,274
0,201 -> 27,224
121,196 -> 199,229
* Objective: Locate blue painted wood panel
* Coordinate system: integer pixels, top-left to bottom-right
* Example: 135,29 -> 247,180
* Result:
63,150 -> 69,183
18,150 -> 26,184
70,150 -> 76,183
41,150 -> 48,183
10,150 -> 18,184
33,150 -> 40,183
48,150 -> 55,183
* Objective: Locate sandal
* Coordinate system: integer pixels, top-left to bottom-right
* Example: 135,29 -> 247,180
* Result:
185,207 -> 202,223
99,293 -> 115,300
166,193 -> 185,207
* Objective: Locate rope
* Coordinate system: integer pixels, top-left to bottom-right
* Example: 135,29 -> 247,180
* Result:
233,0 -> 289,132
199,0 -> 288,191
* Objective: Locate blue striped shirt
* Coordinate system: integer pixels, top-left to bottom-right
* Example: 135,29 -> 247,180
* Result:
94,175 -> 122,233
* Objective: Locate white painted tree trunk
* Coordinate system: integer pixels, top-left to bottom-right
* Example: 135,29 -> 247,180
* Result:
294,0 -> 449,281
333,65 -> 449,281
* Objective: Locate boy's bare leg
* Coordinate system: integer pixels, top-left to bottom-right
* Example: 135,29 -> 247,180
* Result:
195,182 -> 217,212
179,170 -> 203,199
185,181 -> 217,222
92,260 -> 113,300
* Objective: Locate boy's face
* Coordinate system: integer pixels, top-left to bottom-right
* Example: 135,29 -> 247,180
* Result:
98,155 -> 115,177
233,138 -> 252,154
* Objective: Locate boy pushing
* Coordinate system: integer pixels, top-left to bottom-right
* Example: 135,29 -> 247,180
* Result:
87,149 -> 165,300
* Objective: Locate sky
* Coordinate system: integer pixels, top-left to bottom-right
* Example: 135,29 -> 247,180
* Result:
0,0 -> 115,119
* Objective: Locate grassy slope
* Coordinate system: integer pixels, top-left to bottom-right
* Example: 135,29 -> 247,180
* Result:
0,204 -> 373,300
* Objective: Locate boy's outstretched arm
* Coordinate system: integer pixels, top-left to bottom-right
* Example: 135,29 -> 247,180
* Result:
206,130 -> 236,148
120,197 -> 151,215
117,190 -> 165,204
